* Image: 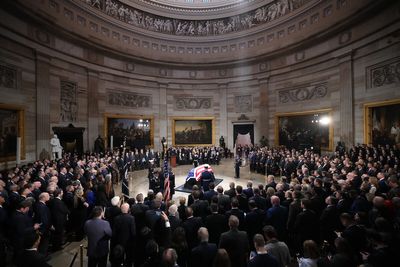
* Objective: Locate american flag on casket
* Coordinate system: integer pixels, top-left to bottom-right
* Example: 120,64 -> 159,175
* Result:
186,164 -> 214,182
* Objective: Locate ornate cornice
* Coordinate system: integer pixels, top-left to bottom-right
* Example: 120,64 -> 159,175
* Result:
174,96 -> 212,110
82,0 -> 311,36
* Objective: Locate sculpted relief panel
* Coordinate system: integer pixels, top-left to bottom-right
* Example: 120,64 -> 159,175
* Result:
60,81 -> 78,122
107,90 -> 152,108
278,83 -> 328,103
82,0 -> 310,36
235,95 -> 253,113
0,63 -> 17,89
367,57 -> 400,88
174,97 -> 212,110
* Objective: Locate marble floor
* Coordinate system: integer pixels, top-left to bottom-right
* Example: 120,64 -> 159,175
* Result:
48,158 -> 267,266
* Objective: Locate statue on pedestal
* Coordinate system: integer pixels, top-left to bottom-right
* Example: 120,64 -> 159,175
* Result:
94,135 -> 105,154
161,137 -> 167,159
219,136 -> 225,148
50,134 -> 63,160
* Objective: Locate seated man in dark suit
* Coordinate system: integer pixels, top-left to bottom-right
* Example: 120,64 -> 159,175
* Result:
190,227 -> 217,267
219,215 -> 250,267
20,232 -> 52,267
200,165 -> 215,192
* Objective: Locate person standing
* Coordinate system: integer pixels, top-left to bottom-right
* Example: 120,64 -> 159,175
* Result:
191,227 -> 217,267
234,156 -> 241,178
84,206 -> 112,267
248,234 -> 279,267
49,188 -> 69,251
111,203 -> 136,267
34,192 -> 52,255
200,165 -> 215,192
219,215 -> 249,267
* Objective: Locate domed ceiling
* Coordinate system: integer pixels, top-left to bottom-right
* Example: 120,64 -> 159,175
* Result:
4,0 -> 386,65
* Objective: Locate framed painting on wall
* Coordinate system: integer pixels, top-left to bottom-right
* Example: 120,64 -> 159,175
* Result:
275,109 -> 333,151
0,104 -> 24,162
104,114 -> 154,149
172,117 -> 214,146
364,99 -> 400,146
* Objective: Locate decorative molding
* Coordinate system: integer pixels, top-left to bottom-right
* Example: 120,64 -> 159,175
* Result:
278,83 -> 328,103
107,90 -> 152,108
366,57 -> 400,89
60,81 -> 78,122
0,63 -> 17,89
174,97 -> 212,110
237,114 -> 250,121
235,95 -> 253,113
81,0 -> 311,36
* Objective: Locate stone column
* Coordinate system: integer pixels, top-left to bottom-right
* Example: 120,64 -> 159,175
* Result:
218,83 -> 228,148
338,51 -> 354,147
35,52 -> 51,158
258,77 -> 270,146
159,83 -> 168,150
87,70 -> 99,151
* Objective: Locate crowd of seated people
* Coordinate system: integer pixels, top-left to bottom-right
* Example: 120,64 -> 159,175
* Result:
0,144 -> 399,267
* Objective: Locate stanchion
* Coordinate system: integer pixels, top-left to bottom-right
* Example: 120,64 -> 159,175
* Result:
80,244 -> 84,267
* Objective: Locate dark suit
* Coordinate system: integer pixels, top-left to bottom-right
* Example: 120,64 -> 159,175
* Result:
266,205 -> 288,241
190,241 -> 217,267
236,193 -> 249,212
224,188 -> 236,199
183,216 -> 203,249
294,209 -> 320,253
34,201 -> 52,254
84,218 -> 112,267
200,171 -> 215,192
287,199 -> 301,232
19,249 -> 52,267
168,215 -> 182,232
225,208 -> 245,231
320,205 -> 340,245
203,189 -> 217,203
49,197 -> 69,250
219,229 -> 250,267
130,203 -> 149,232
243,188 -> 254,199
245,208 -> 266,248
248,253 -> 279,267
112,213 -> 136,266
191,199 -> 209,220
205,213 -> 228,244
9,211 -> 36,261
249,195 -> 267,210
217,194 -> 231,213
0,206 -> 7,267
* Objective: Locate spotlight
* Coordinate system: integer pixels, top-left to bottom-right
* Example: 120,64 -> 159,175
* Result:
319,117 -> 331,125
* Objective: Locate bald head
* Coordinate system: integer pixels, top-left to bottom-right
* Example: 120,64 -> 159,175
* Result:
121,203 -> 130,213
271,195 -> 280,206
228,215 -> 239,229
198,227 -> 209,242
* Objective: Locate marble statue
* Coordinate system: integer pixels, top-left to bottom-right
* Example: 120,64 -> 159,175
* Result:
50,134 -> 63,160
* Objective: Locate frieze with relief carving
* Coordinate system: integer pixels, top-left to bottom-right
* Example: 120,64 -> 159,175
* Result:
0,64 -> 17,89
367,58 -> 400,88
81,0 -> 310,36
175,97 -> 212,110
60,81 -> 78,122
107,90 -> 152,108
235,95 -> 253,113
278,83 -> 327,103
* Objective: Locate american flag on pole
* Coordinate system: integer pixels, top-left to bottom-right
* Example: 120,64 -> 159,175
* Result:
163,158 -> 170,202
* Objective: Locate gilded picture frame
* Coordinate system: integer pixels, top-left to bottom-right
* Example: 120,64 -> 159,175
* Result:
0,104 -> 25,162
104,114 -> 154,149
172,117 -> 215,146
364,99 -> 400,146
275,109 -> 333,151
